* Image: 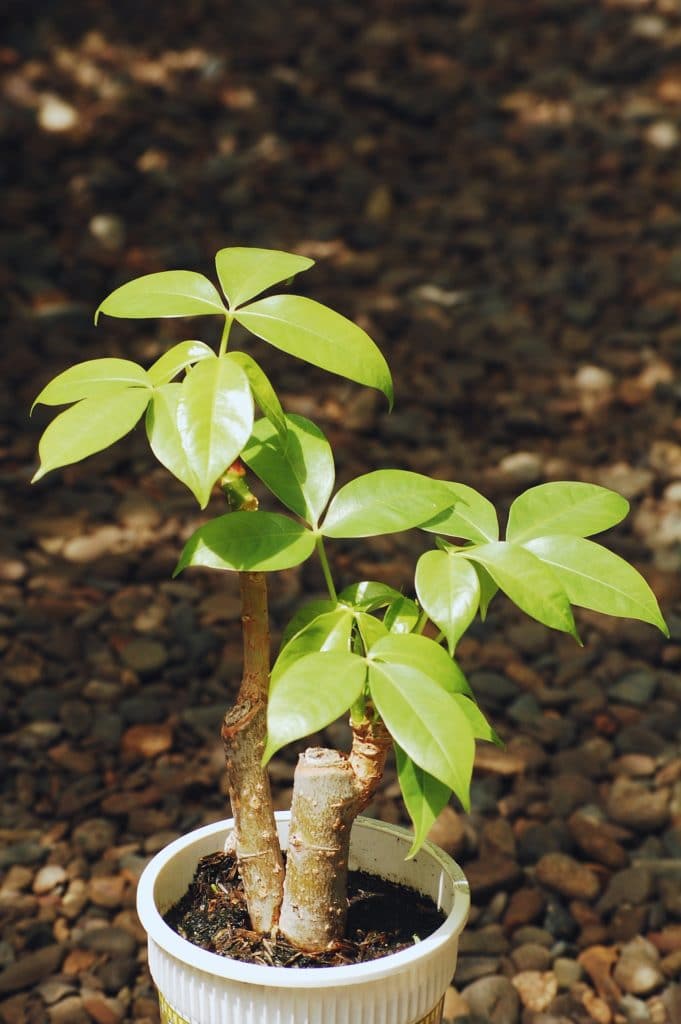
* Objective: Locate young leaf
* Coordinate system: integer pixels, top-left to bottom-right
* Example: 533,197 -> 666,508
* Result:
321,471 -> 459,539
383,596 -> 420,634
415,550 -> 480,654
95,270 -> 226,322
242,413 -> 334,526
263,651 -> 367,762
337,581 -> 405,612
175,511 -> 316,574
177,357 -> 254,508
32,359 -> 150,410
273,608 -> 355,680
215,247 -> 315,309
32,389 -> 150,481
147,341 -> 215,386
146,384 -> 200,501
227,351 -> 287,440
460,543 -> 578,639
524,535 -> 669,635
280,599 -> 339,650
236,294 -> 393,406
507,482 -> 629,544
421,482 -> 499,544
394,743 -> 451,859
368,633 -> 473,697
368,660 -> 475,810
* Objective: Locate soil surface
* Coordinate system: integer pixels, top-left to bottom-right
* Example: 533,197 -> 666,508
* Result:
164,851 -> 444,968
2,1 -> 681,1023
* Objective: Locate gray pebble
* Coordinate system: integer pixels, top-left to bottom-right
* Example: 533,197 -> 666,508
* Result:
80,926 -> 137,957
462,975 -> 520,1024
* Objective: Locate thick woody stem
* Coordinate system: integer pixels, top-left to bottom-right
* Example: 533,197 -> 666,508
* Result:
279,715 -> 392,952
222,572 -> 284,933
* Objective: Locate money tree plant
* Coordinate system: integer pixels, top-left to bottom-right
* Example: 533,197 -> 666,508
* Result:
31,247 -> 668,953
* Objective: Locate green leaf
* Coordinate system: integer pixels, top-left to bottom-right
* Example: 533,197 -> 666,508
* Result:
524,535 -> 669,635
228,351 -> 287,440
355,611 -> 389,651
280,599 -> 338,649
273,608 -> 355,680
236,294 -> 393,406
454,694 -> 502,745
394,744 -> 451,859
415,550 -> 480,653
460,542 -> 578,639
321,471 -> 459,539
368,633 -> 473,697
177,356 -> 254,508
507,482 -> 629,544
147,341 -> 216,386
32,359 -> 150,410
421,482 -> 499,544
215,247 -> 315,309
175,511 -> 316,574
95,270 -> 226,322
368,660 -> 475,810
264,652 -> 367,762
338,581 -> 405,612
146,384 -> 201,502
473,563 -> 498,620
383,596 -> 420,634
242,414 -> 334,526
32,389 -> 150,481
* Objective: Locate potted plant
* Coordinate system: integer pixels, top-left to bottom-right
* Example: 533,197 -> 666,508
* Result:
31,247 -> 668,1024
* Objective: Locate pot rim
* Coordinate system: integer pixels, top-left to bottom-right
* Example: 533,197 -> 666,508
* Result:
137,811 -> 469,989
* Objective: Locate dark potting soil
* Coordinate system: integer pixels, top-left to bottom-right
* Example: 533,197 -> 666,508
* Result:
163,851 -> 445,968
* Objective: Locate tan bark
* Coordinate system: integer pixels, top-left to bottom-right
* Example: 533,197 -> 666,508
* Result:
222,572 -> 284,933
279,716 -> 391,951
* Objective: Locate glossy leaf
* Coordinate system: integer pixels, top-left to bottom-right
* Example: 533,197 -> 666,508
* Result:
383,596 -> 420,634
32,389 -> 150,481
525,535 -> 669,635
416,550 -> 480,654
321,471 -> 459,538
264,651 -> 367,762
454,694 -> 502,745
146,384 -> 200,501
236,294 -> 393,405
473,563 -> 498,620
147,341 -> 215,386
507,482 -> 629,544
368,660 -> 475,809
461,542 -> 578,639
177,356 -> 253,508
337,581 -> 405,612
273,608 -> 355,680
228,351 -> 287,440
355,611 -> 389,651
215,247 -> 314,309
175,511 -> 316,574
395,744 -> 451,859
368,633 -> 473,697
280,599 -> 338,649
242,413 -> 334,526
32,358 -> 150,409
95,270 -> 226,322
421,482 -> 499,544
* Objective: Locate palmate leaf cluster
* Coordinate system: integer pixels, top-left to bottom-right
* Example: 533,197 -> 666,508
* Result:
31,247 -> 668,858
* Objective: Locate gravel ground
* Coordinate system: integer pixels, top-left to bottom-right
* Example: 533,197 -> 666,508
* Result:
2,2 -> 681,1022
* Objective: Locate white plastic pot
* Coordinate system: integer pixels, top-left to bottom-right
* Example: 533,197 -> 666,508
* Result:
136,811 -> 470,1024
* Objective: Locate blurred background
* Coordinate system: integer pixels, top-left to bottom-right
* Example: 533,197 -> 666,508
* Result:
1,1 -> 681,1022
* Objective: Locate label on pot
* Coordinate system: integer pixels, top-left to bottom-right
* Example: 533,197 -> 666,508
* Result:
159,992 -> 445,1023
